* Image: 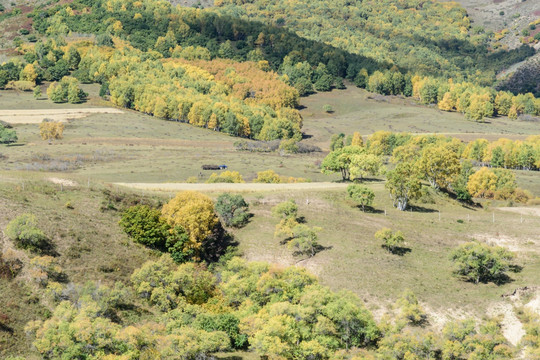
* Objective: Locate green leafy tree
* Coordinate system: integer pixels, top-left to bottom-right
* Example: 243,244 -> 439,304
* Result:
288,224 -> 321,257
0,126 -> 17,144
330,133 -> 345,151
321,145 -> 364,181
349,152 -> 382,181
47,82 -> 67,103
385,161 -> 422,211
450,242 -> 516,284
215,193 -> 250,228
33,86 -> 42,99
452,160 -> 474,201
347,184 -> 375,211
271,199 -> 298,220
66,47 -> 81,70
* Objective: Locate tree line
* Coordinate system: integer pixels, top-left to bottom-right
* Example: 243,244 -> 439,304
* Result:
322,131 -> 538,210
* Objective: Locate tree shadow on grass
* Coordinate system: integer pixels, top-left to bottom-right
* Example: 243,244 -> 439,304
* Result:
356,206 -> 384,214
384,246 -> 412,256
359,177 -> 385,183
293,244 -> 333,259
408,205 -> 438,213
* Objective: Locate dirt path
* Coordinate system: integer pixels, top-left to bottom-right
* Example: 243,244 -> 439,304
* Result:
0,108 -> 124,124
114,182 -> 348,192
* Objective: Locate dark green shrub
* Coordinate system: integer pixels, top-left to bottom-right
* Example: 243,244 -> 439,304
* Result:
120,205 -> 196,263
215,194 -> 250,228
0,126 -> 17,144
450,242 -> 516,284
119,205 -> 169,248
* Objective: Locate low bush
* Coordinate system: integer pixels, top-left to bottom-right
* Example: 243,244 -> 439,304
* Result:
5,214 -> 50,252
375,228 -> 406,254
450,241 -> 516,284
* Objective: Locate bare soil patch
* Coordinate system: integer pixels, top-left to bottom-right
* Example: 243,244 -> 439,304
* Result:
0,108 -> 124,124
47,177 -> 78,187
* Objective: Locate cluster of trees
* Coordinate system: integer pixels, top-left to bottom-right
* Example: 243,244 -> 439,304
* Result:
24,252 -> 519,359
120,191 -> 249,263
25,255 -> 382,359
46,76 -> 86,103
351,68 -> 540,121
206,171 -> 244,183
215,0 -> 535,85
68,44 -> 302,140
322,131 -> 532,209
30,0 -> 385,89
462,136 -> 540,170
272,200 -> 322,258
253,169 -> 308,184
17,0 -> 540,126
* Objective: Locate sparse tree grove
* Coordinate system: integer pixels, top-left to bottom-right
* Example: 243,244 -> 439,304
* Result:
1,0 -> 540,358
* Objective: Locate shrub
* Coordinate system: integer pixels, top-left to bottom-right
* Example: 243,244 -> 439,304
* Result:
272,199 -> 298,220
450,242 -> 516,284
215,194 -> 250,228
254,169 -> 281,183
119,205 -> 170,248
120,205 -> 195,263
347,184 -> 375,211
288,224 -> 321,258
279,138 -> 299,154
206,171 -> 244,183
0,126 -> 17,144
323,104 -> 333,113
395,290 -> 427,326
375,228 -> 405,254
5,214 -> 49,252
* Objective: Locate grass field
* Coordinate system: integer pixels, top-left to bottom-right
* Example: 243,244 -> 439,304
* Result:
300,86 -> 540,150
1,85 -> 540,357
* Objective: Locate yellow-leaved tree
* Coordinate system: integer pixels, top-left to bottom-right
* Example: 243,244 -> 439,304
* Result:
466,167 -> 498,198
39,121 -> 64,142
161,191 -> 218,250
351,131 -> 364,147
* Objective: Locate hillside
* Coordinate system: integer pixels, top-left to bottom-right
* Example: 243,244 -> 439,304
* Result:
1,0 -> 540,359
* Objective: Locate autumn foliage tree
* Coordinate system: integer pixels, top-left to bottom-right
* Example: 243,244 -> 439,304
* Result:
39,120 -> 64,142
385,161 -> 422,211
161,191 -> 219,251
